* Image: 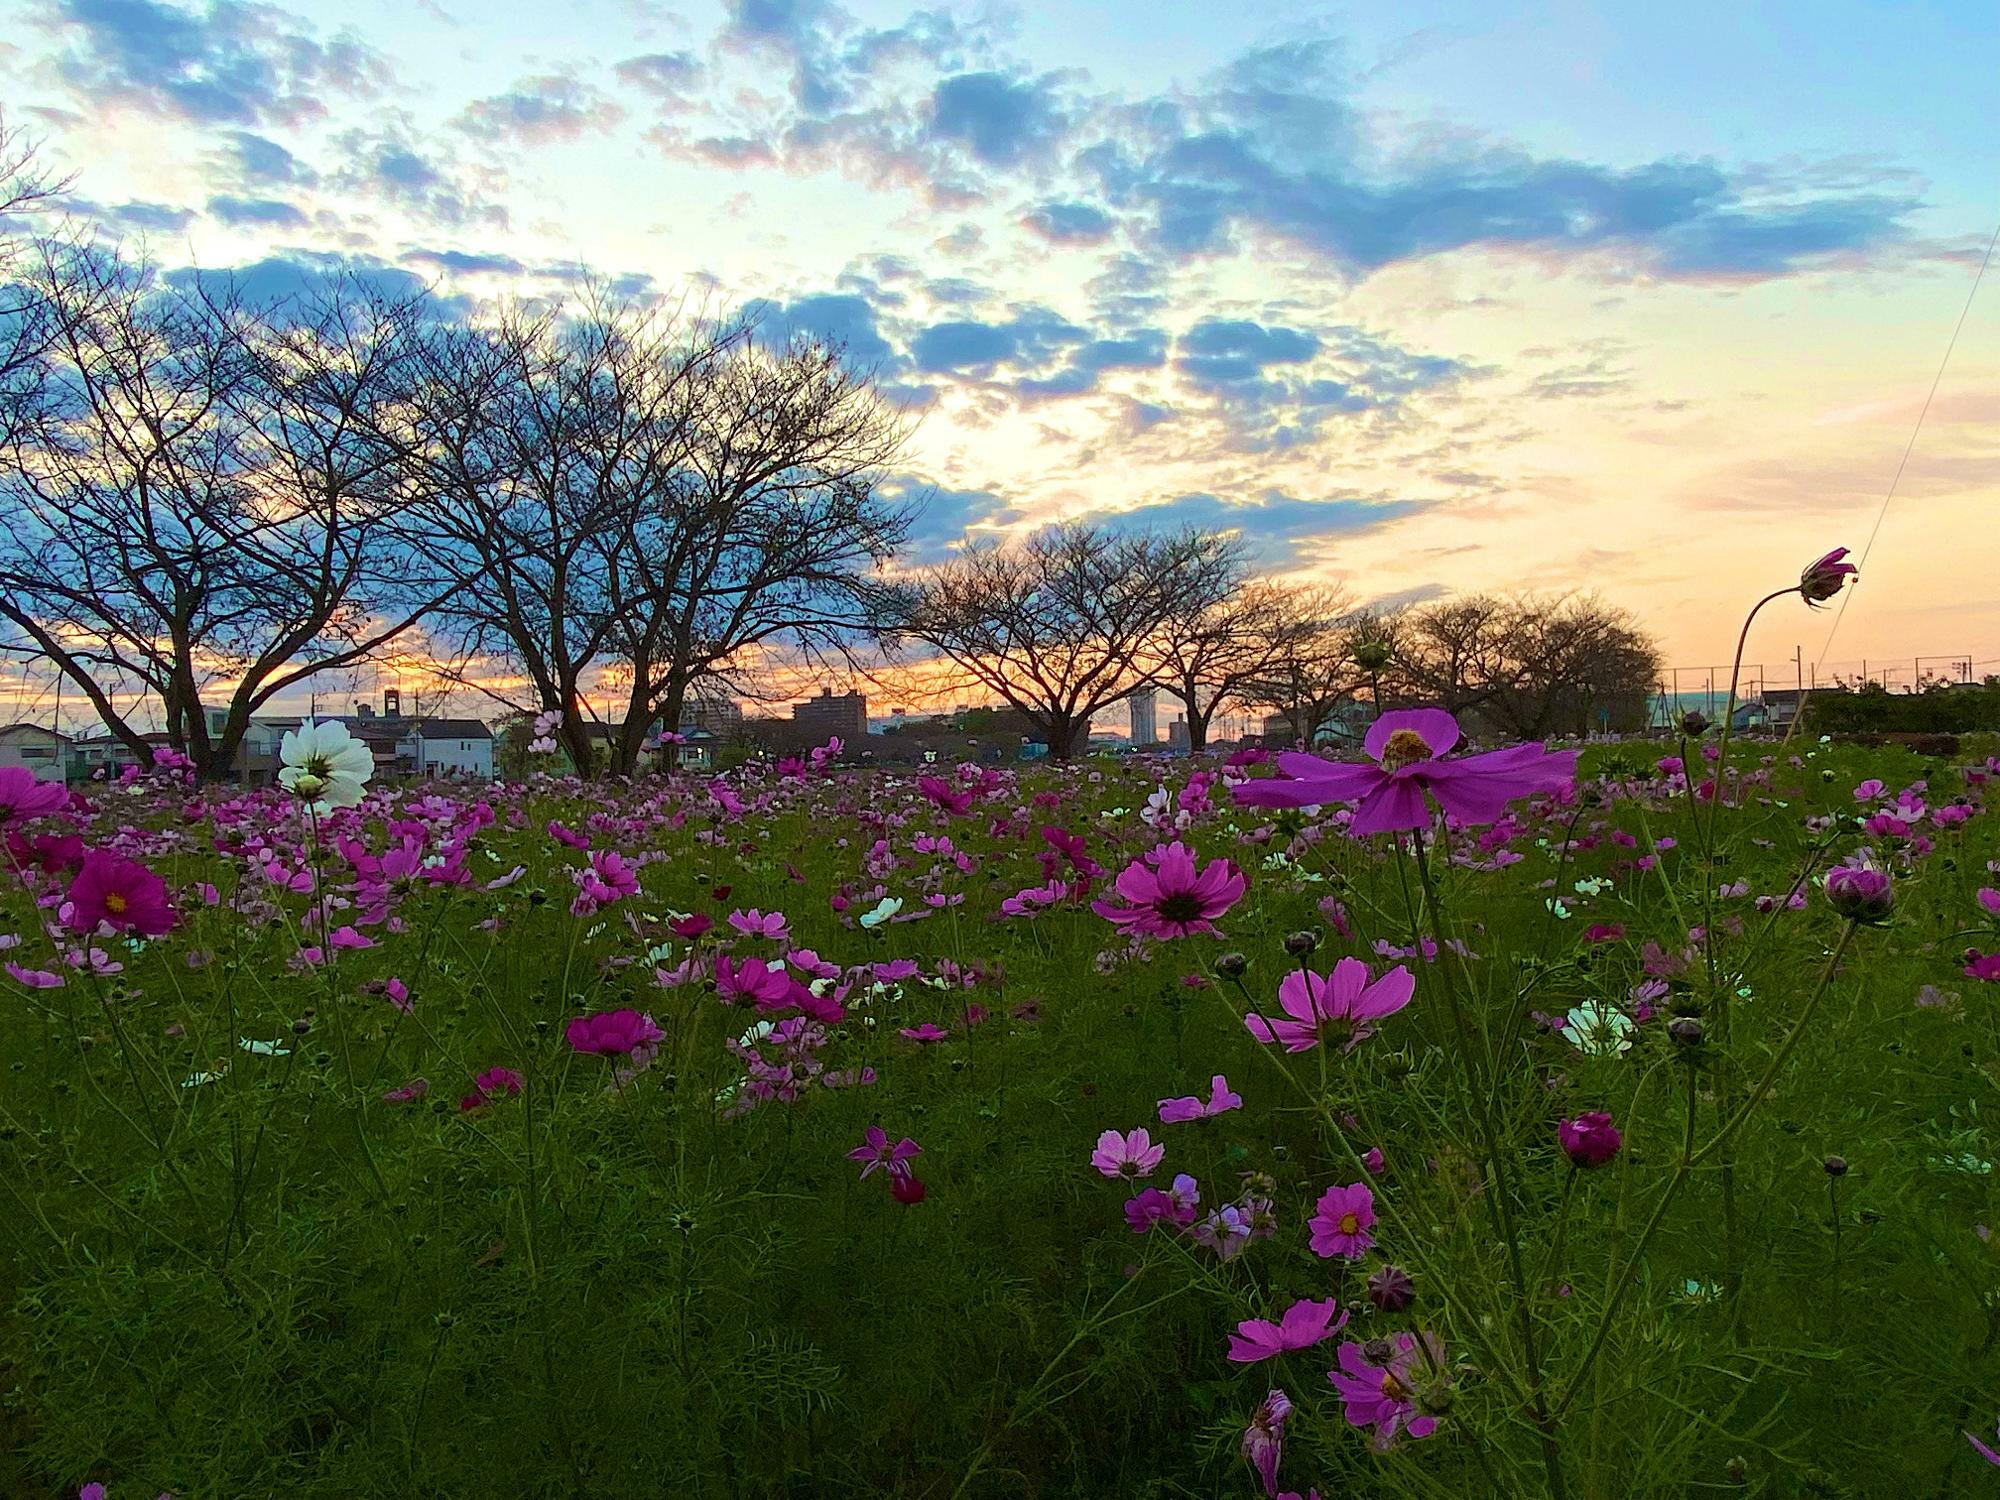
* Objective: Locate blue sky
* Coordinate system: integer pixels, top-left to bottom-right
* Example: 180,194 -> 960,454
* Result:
1,0 -> 1995,690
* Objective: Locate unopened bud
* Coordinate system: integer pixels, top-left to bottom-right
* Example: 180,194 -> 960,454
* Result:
1213,952 -> 1249,979
1282,930 -> 1319,956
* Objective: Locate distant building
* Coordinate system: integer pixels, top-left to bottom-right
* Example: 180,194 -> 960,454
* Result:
682,694 -> 744,734
1167,715 -> 1190,751
792,687 -> 868,739
0,723 -> 69,782
1128,689 -> 1158,746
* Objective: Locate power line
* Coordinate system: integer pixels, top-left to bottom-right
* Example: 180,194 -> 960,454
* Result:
1814,209 -> 2000,675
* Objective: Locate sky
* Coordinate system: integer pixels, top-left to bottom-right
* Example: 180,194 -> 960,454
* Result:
1,0 -> 1996,730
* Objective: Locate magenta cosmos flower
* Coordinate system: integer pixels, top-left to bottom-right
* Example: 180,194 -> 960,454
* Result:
0,767 -> 69,824
847,1125 -> 921,1180
1091,1127 -> 1164,1179
1241,1389 -> 1291,1496
1233,708 -> 1577,835
1308,1182 -> 1377,1260
1557,1111 -> 1623,1169
1328,1330 -> 1445,1451
1228,1297 -> 1349,1364
1245,957 -> 1415,1053
1800,546 -> 1857,605
565,1009 -> 665,1055
1091,841 -> 1247,938
65,850 -> 175,937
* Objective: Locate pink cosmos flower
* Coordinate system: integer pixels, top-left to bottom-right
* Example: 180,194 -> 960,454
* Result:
899,1023 -> 951,1043
1233,708 -> 1577,835
1328,1330 -> 1445,1451
1244,957 -> 1415,1053
0,767 -> 69,824
1976,888 -> 2000,916
1091,1126 -> 1164,1179
917,775 -> 974,815
6,961 -> 63,989
714,954 -> 795,1006
1967,1417 -> 2000,1467
728,907 -> 789,940
1158,1073 -> 1243,1123
383,1077 -> 429,1104
1124,1173 -> 1201,1232
1091,841 -> 1247,938
1965,951 -> 2000,982
847,1124 -> 921,1179
460,1065 -> 524,1111
1307,1182 -> 1377,1260
1227,1297 -> 1349,1363
889,1172 -> 927,1204
65,850 -> 176,937
669,913 -> 714,939
565,1009 -> 665,1056
1557,1112 -> 1623,1169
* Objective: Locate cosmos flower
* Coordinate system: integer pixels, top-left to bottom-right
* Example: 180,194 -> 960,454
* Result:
1091,1127 -> 1164,1179
1241,1389 -> 1292,1497
1227,1298 -> 1348,1363
1800,547 -> 1858,605
1233,708 -> 1577,835
0,766 -> 69,824
1307,1182 -> 1377,1260
1243,958 -> 1415,1053
565,1009 -> 665,1056
278,719 -> 374,810
847,1125 -> 921,1180
1158,1073 -> 1243,1123
1328,1330 -> 1446,1451
1091,841 -> 1247,938
1557,1111 -> 1623,1169
65,850 -> 175,938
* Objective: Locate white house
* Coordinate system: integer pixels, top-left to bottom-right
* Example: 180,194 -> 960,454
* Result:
0,723 -> 69,782
396,718 -> 495,778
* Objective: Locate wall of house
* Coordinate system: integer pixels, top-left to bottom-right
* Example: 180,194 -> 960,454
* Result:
0,730 -> 67,782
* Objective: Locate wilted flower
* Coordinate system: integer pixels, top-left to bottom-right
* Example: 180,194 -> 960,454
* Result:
1241,1389 -> 1292,1497
1800,547 -> 1858,605
1366,1263 -> 1415,1311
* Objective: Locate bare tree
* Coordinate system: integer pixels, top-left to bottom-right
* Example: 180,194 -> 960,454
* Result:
1390,595 -> 1513,717
1480,593 -> 1658,738
403,295 -> 734,777
601,333 -> 912,774
0,245 -> 450,779
1247,584 -> 1366,746
1154,564 -> 1288,752
883,523 -> 1236,760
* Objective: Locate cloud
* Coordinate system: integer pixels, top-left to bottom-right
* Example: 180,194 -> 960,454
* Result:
31,0 -> 391,126
882,475 -> 1020,563
1019,199 -> 1113,245
910,305 -> 1087,375
459,74 -> 625,145
401,247 -> 525,276
925,71 -> 1066,167
333,126 -> 504,229
205,193 -> 309,229
752,291 -> 896,365
213,129 -> 317,188
1174,318 -> 1318,388
162,252 -> 440,312
1096,488 -> 1430,563
613,50 -> 702,106
64,197 -> 196,234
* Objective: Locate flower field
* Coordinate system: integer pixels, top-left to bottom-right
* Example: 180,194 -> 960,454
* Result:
6,716 -> 2000,1498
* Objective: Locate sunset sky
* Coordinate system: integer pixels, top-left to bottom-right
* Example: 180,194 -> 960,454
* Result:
2,0 -> 1996,727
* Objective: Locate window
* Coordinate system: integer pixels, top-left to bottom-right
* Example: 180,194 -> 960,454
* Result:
20,747 -> 52,760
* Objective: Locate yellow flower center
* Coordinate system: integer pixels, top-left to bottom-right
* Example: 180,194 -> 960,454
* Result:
1380,1371 -> 1410,1402
104,893 -> 128,915
1339,1211 -> 1360,1234
1380,728 -> 1431,770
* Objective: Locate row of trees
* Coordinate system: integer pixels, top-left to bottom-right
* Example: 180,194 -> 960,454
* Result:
1,129 -> 1660,778
883,526 -> 1660,756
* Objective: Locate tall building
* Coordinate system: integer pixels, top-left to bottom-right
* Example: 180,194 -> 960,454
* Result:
1168,715 -> 1190,751
1127,688 -> 1158,746
792,687 -> 868,739
682,694 -> 744,734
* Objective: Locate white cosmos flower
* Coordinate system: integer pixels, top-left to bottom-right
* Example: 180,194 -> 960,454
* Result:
1565,1002 -> 1635,1057
278,719 -> 374,810
859,895 -> 903,929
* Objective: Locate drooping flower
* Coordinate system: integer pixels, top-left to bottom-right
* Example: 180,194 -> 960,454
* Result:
1307,1182 -> 1377,1260
65,850 -> 175,938
847,1124 -> 921,1180
1557,1111 -> 1623,1169
278,719 -> 374,810
1091,1127 -> 1164,1179
1227,1298 -> 1349,1363
1825,856 -> 1894,923
1800,546 -> 1858,605
1091,841 -> 1247,938
889,1172 -> 927,1204
1233,708 -> 1577,835
1243,958 -> 1415,1053
565,1009 -> 665,1057
1158,1073 -> 1243,1123
1241,1389 -> 1292,1497
1328,1331 -> 1446,1451
0,766 -> 69,824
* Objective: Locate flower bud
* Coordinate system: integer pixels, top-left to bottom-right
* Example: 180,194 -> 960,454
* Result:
1679,710 -> 1710,736
1282,930 -> 1319,956
1823,1155 -> 1848,1177
1366,1263 -> 1415,1311
1213,952 -> 1249,979
1557,1111 -> 1622,1169
1668,1015 -> 1705,1048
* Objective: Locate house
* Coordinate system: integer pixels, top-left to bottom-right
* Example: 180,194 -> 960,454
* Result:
0,723 -> 69,782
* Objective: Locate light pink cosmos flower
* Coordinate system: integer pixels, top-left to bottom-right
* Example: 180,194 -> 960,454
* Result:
1091,1127 -> 1164,1179
728,907 -> 790,940
847,1125 -> 921,1180
1307,1182 -> 1377,1260
1241,1389 -> 1291,1497
1227,1297 -> 1349,1363
1244,957 -> 1416,1053
1158,1073 -> 1243,1123
1233,708 -> 1577,835
1091,841 -> 1247,938
1977,887 -> 2000,916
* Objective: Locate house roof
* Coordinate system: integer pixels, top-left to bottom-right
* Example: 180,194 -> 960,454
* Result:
0,723 -> 69,743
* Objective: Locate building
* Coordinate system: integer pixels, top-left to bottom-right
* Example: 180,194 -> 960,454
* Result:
0,723 -> 69,782
792,687 -> 868,739
1167,715 -> 1190,752
682,694 -> 744,735
1127,689 -> 1158,746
